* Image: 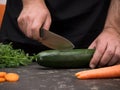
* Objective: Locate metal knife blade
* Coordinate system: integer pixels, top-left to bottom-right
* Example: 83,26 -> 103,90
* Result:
39,28 -> 75,50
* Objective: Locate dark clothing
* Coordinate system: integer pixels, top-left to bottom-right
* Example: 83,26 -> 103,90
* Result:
0,0 -> 111,54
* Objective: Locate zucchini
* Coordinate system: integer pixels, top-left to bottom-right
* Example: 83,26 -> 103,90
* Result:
36,49 -> 95,68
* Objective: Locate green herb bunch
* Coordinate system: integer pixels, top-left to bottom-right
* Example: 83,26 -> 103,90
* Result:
0,43 -> 34,68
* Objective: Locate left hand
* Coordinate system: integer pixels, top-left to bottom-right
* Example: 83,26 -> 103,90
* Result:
89,28 -> 120,68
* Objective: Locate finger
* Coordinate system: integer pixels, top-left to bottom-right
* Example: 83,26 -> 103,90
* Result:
98,43 -> 115,67
42,15 -> 51,30
26,17 -> 33,38
89,40 -> 107,68
107,46 -> 120,66
88,40 -> 96,49
31,19 -> 43,41
17,17 -> 27,34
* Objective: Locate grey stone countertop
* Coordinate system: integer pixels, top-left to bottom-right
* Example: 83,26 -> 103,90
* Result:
0,62 -> 120,90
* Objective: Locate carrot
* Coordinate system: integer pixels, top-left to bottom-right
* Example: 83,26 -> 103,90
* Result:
0,78 -> 6,83
0,72 -> 7,78
75,64 -> 120,79
5,73 -> 19,82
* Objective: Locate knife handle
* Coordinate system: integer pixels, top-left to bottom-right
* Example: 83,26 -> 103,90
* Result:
39,28 -> 44,38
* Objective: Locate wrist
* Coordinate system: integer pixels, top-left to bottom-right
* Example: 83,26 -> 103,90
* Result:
22,0 -> 45,7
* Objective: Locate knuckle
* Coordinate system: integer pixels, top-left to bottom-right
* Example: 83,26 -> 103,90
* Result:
99,60 -> 106,66
17,15 -> 29,22
97,48 -> 104,54
31,26 -> 37,31
49,18 -> 52,23
17,18 -> 20,22
106,50 -> 114,56
27,34 -> 32,39
31,23 -> 40,31
90,57 -> 98,66
26,34 -> 30,38
17,18 -> 22,24
115,53 -> 120,59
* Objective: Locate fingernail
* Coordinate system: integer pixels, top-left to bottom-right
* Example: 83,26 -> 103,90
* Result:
90,64 -> 95,69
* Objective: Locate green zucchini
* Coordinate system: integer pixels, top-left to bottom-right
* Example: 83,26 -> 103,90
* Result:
36,49 -> 95,68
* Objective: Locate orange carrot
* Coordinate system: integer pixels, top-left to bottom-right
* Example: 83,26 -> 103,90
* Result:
0,72 -> 7,78
0,78 -> 6,83
5,73 -> 19,82
75,64 -> 120,79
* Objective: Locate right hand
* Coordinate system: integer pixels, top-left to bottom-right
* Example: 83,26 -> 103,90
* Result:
17,0 -> 51,41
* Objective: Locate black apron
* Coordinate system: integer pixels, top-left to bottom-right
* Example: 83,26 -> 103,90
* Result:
0,0 -> 111,54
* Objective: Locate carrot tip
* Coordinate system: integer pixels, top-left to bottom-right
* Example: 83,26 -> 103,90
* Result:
75,71 -> 82,76
75,73 -> 80,77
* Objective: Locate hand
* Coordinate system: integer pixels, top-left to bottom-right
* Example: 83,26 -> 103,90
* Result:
89,28 -> 120,68
17,0 -> 51,41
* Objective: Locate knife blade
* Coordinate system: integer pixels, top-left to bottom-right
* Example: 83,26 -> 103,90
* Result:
39,28 -> 75,50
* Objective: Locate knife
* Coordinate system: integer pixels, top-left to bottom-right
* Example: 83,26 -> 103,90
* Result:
39,28 -> 75,50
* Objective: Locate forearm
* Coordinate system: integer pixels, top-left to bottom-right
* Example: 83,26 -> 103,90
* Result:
104,0 -> 120,33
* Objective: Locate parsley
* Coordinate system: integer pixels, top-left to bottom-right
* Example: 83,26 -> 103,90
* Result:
0,43 -> 34,68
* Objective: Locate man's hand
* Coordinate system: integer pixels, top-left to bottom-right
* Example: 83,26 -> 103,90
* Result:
89,0 -> 120,68
17,0 -> 51,41
89,28 -> 120,68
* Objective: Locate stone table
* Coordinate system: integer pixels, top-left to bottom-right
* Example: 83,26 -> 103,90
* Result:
0,62 -> 120,90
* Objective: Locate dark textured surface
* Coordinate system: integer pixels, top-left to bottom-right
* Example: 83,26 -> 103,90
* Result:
0,62 -> 120,90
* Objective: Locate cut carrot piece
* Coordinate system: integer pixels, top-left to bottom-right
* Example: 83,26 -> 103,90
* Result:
0,72 -> 7,78
0,77 -> 6,82
75,64 -> 120,79
5,73 -> 19,82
